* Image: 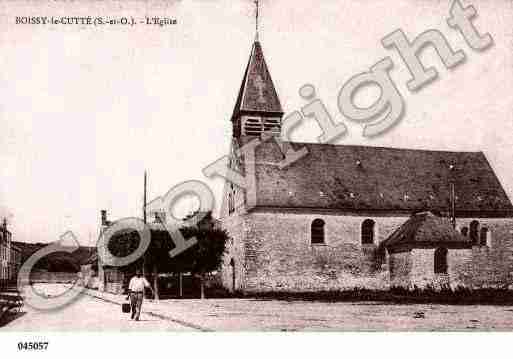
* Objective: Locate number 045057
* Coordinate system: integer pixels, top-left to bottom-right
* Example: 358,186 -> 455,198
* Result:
17,342 -> 48,351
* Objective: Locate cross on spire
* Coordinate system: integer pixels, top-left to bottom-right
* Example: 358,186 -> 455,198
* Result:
254,75 -> 266,103
254,0 -> 259,41
231,41 -> 283,120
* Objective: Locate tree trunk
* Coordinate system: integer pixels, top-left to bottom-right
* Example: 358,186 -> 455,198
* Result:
153,263 -> 159,301
142,254 -> 146,278
179,272 -> 183,298
200,274 -> 205,299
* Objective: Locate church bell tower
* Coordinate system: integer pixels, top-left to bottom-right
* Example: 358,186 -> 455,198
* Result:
231,39 -> 284,139
231,1 -> 283,140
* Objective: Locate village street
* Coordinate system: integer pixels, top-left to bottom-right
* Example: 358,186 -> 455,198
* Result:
3,284 -> 513,331
0,284 -> 192,331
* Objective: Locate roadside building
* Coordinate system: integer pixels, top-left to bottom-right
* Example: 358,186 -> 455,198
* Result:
9,244 -> 21,283
95,210 -> 221,296
96,210 -> 165,294
1,219 -> 21,289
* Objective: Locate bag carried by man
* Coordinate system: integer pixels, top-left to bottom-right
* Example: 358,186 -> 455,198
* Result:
122,300 -> 131,313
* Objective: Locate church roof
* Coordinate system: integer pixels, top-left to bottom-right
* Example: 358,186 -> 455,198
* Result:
232,41 -> 283,119
380,212 -> 471,249
251,141 -> 513,215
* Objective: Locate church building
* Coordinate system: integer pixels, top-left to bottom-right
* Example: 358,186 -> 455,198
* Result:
219,38 -> 513,293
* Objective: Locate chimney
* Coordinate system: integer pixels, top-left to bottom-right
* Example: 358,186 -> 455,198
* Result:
154,211 -> 166,224
101,210 -> 108,226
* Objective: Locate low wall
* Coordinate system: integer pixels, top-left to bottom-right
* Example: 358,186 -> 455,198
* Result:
29,271 -> 78,283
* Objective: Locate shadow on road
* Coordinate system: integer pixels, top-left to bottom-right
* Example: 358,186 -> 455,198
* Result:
0,310 -> 26,328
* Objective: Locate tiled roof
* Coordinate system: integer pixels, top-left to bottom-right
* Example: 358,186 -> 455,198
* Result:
380,212 -> 471,249
82,252 -> 98,265
252,142 -> 513,215
232,41 -> 283,119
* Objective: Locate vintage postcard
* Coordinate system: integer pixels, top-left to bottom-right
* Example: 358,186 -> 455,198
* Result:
1,0 -> 513,357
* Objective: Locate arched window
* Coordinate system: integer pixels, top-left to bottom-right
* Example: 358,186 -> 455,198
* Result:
469,220 -> 479,245
311,219 -> 325,244
460,227 -> 468,237
228,183 -> 235,215
434,248 -> 448,274
480,227 -> 489,247
361,219 -> 375,245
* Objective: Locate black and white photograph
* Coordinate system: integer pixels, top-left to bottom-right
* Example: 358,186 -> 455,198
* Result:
1,0 -> 513,357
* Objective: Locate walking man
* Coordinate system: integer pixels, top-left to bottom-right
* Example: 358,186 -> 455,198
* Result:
127,269 -> 154,321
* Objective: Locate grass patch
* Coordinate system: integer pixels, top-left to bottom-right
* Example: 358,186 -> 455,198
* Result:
236,287 -> 513,305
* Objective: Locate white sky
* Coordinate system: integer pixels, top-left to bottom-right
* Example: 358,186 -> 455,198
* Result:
1,0 -> 512,246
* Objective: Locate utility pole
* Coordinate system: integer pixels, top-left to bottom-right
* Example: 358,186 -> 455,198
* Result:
449,165 -> 456,229
142,171 -> 147,278
143,170 -> 147,224
143,171 -> 159,301
179,272 -> 183,298
451,182 -> 456,228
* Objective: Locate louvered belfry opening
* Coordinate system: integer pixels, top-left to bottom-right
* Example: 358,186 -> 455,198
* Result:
244,117 -> 263,136
243,116 -> 281,137
263,117 -> 281,135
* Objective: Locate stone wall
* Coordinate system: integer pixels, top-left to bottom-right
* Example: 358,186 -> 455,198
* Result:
408,248 -> 472,289
227,210 -> 411,292
447,248 -> 473,288
220,209 -> 513,292
220,215 -> 247,292
458,217 -> 513,289
389,251 -> 411,288
387,216 -> 513,290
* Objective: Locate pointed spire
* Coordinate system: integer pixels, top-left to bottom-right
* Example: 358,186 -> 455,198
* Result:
231,41 -> 283,120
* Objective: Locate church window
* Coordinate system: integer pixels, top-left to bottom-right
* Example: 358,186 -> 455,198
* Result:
361,219 -> 375,245
311,219 -> 325,244
434,247 -> 448,274
480,227 -> 489,247
469,220 -> 479,245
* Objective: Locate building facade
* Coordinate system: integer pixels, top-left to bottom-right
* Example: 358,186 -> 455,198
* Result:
219,39 -> 513,293
0,219 -> 21,289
